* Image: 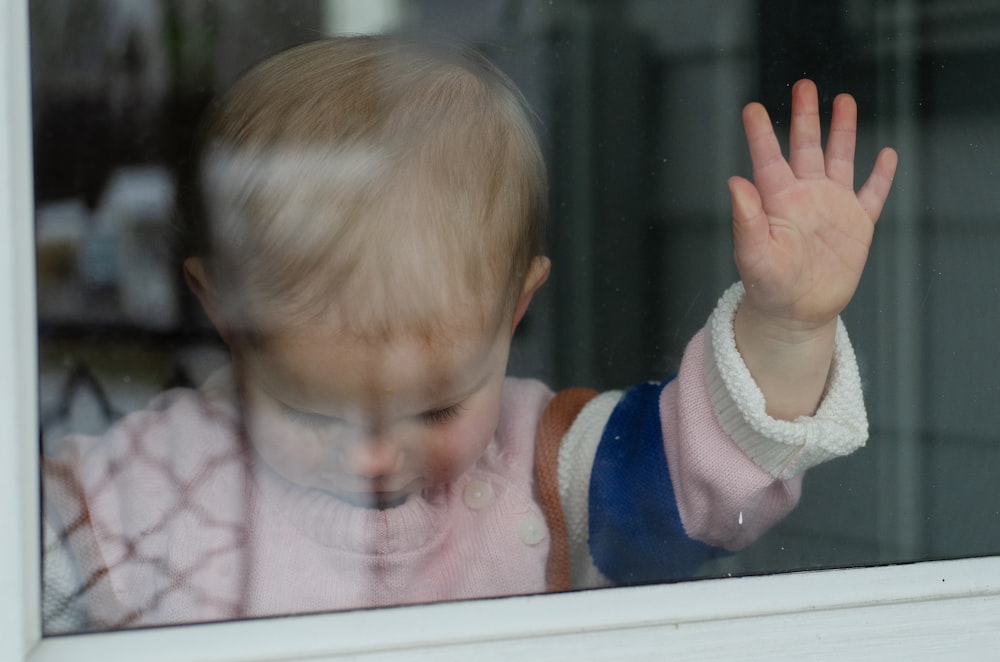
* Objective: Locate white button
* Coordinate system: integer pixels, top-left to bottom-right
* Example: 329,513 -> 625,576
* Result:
517,515 -> 546,546
463,479 -> 494,510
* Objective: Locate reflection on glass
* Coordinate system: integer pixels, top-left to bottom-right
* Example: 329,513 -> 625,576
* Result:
35,0 -> 1000,636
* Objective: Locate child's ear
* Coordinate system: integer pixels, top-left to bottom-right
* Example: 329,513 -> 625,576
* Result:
183,258 -> 230,345
511,256 -> 551,332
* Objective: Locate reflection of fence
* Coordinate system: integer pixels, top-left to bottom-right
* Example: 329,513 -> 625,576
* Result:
40,349 -> 249,633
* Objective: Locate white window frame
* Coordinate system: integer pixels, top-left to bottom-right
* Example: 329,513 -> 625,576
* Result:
4,3 -> 1000,659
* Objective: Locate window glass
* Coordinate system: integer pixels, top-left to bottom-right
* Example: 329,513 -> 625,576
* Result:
33,0 -> 1000,635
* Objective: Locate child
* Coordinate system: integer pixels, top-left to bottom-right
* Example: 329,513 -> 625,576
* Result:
42,36 -> 897,630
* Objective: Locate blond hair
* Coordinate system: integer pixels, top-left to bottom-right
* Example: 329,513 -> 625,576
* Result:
196,36 -> 546,342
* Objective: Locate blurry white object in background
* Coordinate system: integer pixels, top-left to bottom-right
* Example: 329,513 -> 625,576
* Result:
323,0 -> 412,35
99,165 -> 177,329
35,199 -> 90,298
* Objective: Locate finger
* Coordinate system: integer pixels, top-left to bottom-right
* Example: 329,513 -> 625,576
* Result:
789,79 -> 825,179
825,93 -> 858,189
857,147 -> 899,223
743,102 -> 796,200
728,176 -> 770,277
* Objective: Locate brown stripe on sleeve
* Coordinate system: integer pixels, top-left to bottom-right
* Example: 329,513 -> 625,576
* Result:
534,387 -> 598,592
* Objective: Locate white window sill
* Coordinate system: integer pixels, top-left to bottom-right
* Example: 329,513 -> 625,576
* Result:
19,557 -> 1000,661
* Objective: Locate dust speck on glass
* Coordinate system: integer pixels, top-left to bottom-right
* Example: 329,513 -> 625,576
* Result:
34,0 -> 1000,635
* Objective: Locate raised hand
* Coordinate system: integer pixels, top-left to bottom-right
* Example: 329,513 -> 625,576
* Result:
728,79 -> 897,420
729,78 -> 897,330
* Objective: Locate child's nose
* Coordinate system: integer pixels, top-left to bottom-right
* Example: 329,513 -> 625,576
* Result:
347,436 -> 403,478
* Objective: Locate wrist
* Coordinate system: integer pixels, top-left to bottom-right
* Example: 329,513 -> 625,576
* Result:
733,300 -> 837,420
704,290 -> 869,480
734,299 -> 838,351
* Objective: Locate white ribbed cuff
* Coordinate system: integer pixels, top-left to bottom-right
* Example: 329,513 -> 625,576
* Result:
704,282 -> 868,480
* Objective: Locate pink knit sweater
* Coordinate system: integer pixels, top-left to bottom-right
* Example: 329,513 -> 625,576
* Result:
45,375 -> 555,627
43,285 -> 869,629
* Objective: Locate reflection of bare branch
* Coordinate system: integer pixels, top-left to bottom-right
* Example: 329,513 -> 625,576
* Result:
40,361 -> 122,432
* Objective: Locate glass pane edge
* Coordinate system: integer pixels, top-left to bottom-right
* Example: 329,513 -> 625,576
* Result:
1,0 -> 42,660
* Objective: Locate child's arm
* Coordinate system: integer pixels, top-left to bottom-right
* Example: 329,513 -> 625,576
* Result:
542,81 -> 897,589
728,79 -> 897,420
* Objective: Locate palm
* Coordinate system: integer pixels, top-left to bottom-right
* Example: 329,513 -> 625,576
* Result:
730,80 -> 898,330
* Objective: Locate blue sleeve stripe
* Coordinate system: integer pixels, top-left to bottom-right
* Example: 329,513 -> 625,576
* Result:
587,378 -> 722,584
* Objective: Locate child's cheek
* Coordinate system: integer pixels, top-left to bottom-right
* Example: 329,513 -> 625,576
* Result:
245,409 -> 325,480
422,404 -> 500,483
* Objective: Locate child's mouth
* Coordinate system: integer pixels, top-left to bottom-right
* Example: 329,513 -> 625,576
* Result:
331,477 -> 424,509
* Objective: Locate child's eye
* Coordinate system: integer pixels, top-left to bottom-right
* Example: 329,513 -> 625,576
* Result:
281,404 -> 341,429
420,404 -> 464,425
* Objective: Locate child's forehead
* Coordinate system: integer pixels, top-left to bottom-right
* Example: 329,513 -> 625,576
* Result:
247,289 -> 509,355
243,315 -> 509,409
263,318 -> 498,359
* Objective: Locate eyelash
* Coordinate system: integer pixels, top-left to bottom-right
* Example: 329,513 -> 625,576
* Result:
281,405 -> 339,429
420,404 -> 464,425
282,404 -> 463,427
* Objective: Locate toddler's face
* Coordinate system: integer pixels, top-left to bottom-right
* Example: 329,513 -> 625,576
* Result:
234,318 -> 512,509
